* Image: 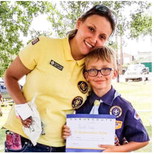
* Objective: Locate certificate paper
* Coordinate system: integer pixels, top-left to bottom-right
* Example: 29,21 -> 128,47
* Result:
66,114 -> 115,152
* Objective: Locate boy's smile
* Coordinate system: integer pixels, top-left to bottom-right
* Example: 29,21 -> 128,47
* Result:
85,58 -> 117,97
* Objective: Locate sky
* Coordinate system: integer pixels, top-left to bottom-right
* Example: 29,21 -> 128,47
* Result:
30,14 -> 51,31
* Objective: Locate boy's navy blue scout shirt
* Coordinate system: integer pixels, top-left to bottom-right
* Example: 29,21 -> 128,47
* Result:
76,87 -> 149,145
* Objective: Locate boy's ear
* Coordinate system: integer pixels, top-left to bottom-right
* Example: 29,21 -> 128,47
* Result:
112,70 -> 118,79
84,72 -> 89,81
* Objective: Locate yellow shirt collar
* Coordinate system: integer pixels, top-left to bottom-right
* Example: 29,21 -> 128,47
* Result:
63,37 -> 85,67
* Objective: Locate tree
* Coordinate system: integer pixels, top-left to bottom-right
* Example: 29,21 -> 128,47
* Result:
45,1 -> 93,38
130,13 -> 152,38
130,1 -> 152,38
0,1 -> 46,76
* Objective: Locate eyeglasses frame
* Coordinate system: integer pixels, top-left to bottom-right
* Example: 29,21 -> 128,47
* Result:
84,68 -> 114,77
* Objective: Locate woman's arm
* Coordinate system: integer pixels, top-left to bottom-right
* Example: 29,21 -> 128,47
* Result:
4,56 -> 33,127
4,56 -> 31,104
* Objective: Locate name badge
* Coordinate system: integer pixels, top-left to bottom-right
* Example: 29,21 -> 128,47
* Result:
50,60 -> 63,71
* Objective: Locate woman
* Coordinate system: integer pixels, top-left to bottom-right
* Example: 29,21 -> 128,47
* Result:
4,4 -> 116,152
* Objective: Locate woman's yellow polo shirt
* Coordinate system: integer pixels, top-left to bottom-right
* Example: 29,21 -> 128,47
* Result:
4,36 -> 89,147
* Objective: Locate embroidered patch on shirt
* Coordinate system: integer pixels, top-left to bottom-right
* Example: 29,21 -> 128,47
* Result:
32,38 -> 39,45
72,96 -> 83,109
115,120 -> 123,129
50,60 -> 64,71
110,106 -> 122,118
77,81 -> 88,94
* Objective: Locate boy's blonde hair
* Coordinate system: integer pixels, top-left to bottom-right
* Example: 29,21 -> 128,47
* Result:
84,46 -> 117,70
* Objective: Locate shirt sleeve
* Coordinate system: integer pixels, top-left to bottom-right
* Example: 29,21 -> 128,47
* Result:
18,36 -> 44,70
123,105 -> 150,142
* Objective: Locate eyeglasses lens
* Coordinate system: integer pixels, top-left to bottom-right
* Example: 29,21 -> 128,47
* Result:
87,68 -> 112,77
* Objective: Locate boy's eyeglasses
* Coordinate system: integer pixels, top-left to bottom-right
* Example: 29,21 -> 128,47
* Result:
85,68 -> 113,77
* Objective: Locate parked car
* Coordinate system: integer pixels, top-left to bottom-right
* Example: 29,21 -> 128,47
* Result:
0,78 -> 8,94
124,64 -> 149,82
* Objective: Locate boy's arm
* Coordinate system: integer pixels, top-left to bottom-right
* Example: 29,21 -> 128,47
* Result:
99,141 -> 149,152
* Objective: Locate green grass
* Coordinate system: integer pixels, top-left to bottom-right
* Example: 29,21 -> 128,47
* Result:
113,81 -> 152,126
0,81 -> 152,152
0,105 -> 12,152
0,129 -> 5,152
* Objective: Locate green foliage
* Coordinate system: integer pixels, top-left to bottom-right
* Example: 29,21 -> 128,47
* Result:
0,1 -> 46,76
130,13 -> 152,38
45,1 -> 93,37
129,1 -> 152,38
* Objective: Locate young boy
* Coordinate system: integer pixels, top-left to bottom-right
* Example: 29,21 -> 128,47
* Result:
63,46 -> 149,152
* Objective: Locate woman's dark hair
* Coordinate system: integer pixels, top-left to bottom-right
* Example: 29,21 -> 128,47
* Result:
68,4 -> 116,39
